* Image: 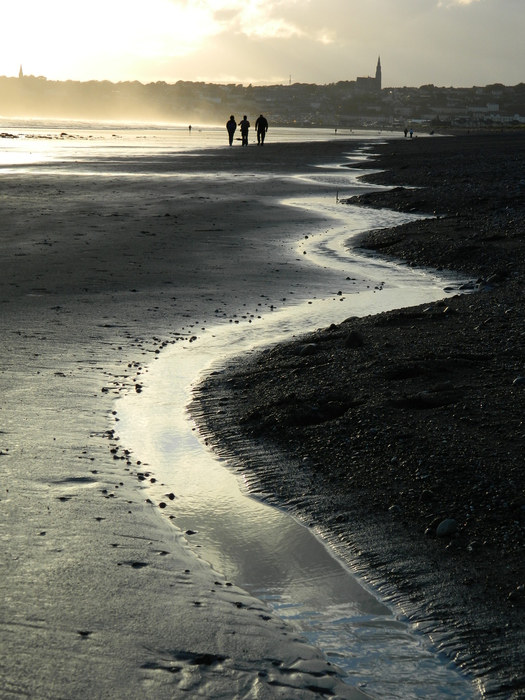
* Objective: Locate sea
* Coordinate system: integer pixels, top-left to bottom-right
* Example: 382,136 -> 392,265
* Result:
0,117 -> 398,168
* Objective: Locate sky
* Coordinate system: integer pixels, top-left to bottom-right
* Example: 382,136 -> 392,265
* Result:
1,0 -> 523,87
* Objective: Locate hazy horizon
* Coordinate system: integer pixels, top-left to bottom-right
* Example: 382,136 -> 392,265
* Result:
4,73 -> 524,90
1,0 -> 523,89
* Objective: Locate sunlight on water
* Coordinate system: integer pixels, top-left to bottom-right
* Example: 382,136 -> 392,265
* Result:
116,181 -> 477,699
0,119 -> 399,170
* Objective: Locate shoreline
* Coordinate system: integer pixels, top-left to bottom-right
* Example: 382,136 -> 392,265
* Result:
0,139 -> 386,699
192,132 -> 525,699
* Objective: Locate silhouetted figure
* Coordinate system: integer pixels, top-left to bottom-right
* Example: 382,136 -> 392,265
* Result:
239,115 -> 250,146
255,114 -> 268,145
226,115 -> 237,146
404,127 -> 408,138
409,128 -> 413,138
188,125 -> 192,132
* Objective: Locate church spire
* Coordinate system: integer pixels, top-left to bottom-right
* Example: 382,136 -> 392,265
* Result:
19,64 -> 24,79
375,56 -> 382,91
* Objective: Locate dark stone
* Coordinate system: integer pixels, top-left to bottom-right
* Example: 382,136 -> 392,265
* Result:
344,330 -> 364,348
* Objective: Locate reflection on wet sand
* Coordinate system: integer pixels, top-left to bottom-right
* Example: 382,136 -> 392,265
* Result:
117,188 -> 475,699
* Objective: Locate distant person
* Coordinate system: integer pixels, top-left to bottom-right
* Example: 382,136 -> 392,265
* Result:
239,115 -> 250,146
226,115 -> 237,146
188,124 -> 192,132
255,114 -> 268,145
404,127 -> 408,138
409,127 -> 413,138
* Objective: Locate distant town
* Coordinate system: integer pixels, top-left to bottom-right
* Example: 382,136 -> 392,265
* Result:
2,60 -> 525,129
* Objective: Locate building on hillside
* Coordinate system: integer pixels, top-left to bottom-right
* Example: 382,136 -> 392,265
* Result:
356,57 -> 381,93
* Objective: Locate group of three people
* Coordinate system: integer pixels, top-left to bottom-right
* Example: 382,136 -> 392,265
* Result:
226,114 -> 268,146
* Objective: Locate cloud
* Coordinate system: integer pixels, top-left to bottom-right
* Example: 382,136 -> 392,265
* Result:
179,0 -> 337,43
205,0 -> 307,39
244,19 -> 304,39
438,0 -> 482,6
316,30 -> 337,45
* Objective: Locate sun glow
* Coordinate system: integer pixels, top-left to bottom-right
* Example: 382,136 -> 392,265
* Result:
0,0 -> 221,80
0,0 -> 520,88
0,0 -> 319,81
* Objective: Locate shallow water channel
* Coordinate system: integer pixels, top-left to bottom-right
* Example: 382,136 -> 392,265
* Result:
116,165 -> 479,699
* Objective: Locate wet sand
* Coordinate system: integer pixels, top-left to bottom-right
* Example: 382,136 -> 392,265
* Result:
0,140 -> 382,699
193,133 -> 525,699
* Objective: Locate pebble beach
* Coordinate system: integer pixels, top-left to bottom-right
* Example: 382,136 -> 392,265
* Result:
193,132 -> 525,699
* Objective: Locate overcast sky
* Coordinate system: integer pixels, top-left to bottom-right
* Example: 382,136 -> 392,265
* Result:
1,0 -> 523,87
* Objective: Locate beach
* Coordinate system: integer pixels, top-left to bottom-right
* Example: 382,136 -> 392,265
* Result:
2,128 -> 522,699
194,132 -> 525,699
0,134 -> 402,700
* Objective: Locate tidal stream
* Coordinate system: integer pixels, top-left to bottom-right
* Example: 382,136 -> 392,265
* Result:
116,162 -> 479,699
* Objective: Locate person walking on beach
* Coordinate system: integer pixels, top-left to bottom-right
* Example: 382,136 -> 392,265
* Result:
404,127 -> 408,138
239,115 -> 250,146
255,114 -> 268,145
226,115 -> 237,146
